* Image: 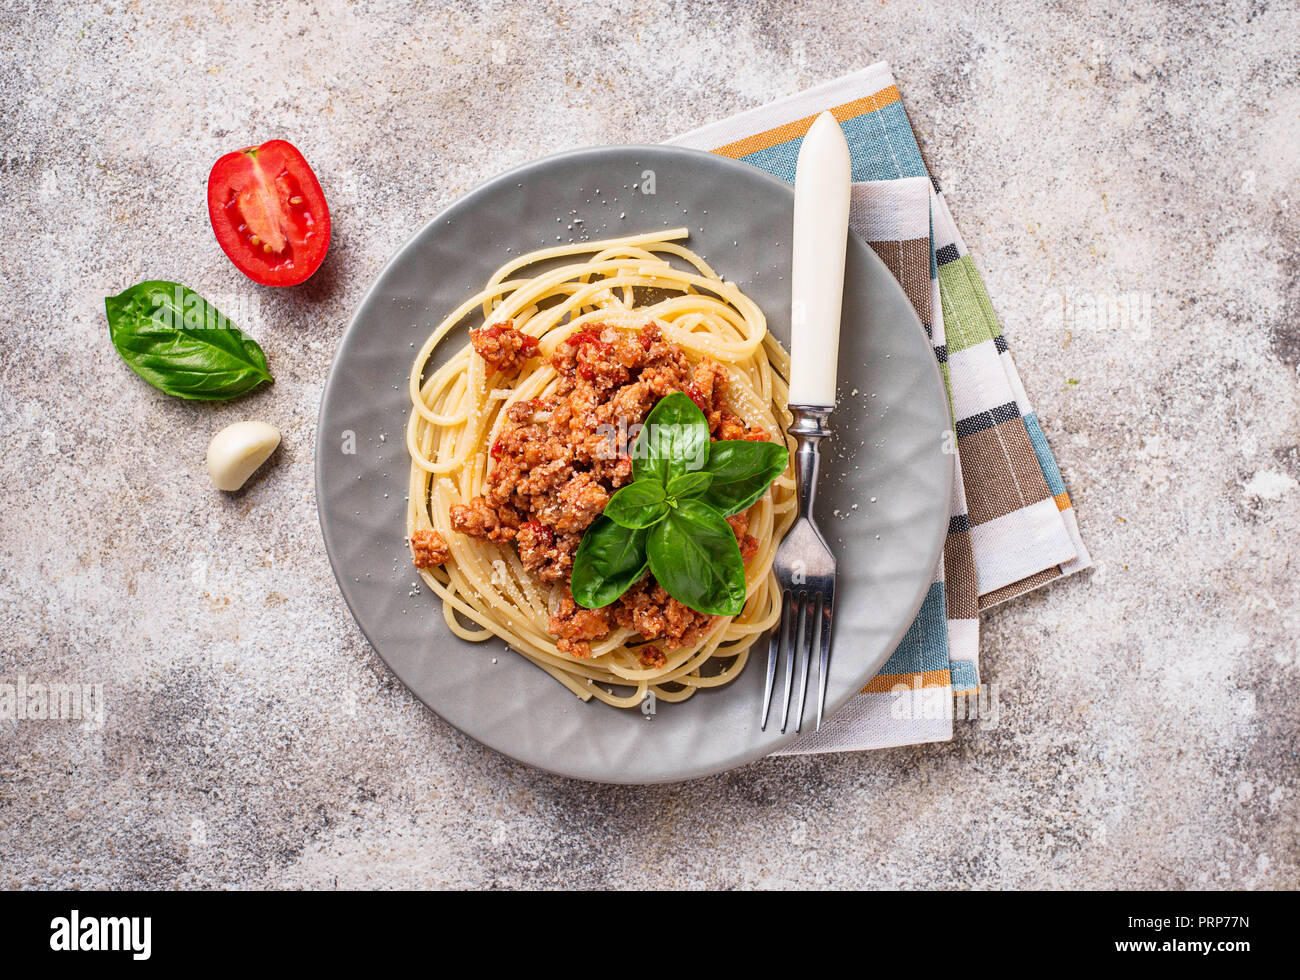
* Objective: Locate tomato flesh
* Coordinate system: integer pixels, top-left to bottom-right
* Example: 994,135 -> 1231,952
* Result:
207,140 -> 330,287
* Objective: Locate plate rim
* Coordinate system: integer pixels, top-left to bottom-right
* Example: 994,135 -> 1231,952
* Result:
314,143 -> 953,783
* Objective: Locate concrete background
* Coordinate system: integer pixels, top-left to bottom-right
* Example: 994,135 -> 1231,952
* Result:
1,0 -> 1296,888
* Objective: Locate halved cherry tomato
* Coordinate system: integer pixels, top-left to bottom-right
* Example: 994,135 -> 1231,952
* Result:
207,139 -> 330,287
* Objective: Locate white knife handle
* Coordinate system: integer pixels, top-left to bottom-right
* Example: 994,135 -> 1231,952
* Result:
789,111 -> 851,408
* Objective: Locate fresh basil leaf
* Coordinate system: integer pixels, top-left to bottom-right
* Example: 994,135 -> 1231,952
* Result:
647,498 -> 746,616
701,440 -> 790,516
603,480 -> 668,529
105,280 -> 273,401
632,391 -> 709,485
571,516 -> 649,609
666,470 -> 713,500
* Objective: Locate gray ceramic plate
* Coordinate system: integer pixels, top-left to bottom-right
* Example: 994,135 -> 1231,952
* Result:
316,145 -> 951,783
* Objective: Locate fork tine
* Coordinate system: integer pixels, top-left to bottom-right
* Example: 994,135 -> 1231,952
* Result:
779,594 -> 805,733
815,589 -> 834,730
760,592 -> 791,730
793,592 -> 819,732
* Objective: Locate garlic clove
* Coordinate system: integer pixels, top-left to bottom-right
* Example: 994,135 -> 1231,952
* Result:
207,421 -> 281,492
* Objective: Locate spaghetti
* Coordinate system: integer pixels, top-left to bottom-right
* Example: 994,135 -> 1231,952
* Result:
406,229 -> 796,707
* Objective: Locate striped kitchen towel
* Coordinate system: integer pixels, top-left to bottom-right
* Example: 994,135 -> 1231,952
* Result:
670,61 -> 1091,751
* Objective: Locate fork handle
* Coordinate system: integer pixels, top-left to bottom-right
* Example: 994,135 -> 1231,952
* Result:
789,111 -> 851,408
788,405 -> 833,520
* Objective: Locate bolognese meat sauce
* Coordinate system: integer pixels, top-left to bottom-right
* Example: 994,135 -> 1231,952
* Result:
445,320 -> 767,657
410,529 -> 450,569
469,320 -> 540,373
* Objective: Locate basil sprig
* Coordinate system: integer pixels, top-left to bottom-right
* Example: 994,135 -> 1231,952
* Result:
571,391 -> 789,616
105,280 -> 273,400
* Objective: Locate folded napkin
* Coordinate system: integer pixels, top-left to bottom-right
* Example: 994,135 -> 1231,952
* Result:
669,62 -> 1091,751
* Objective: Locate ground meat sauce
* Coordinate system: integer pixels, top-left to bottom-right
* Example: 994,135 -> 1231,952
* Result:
409,529 -> 450,568
470,320 -> 540,373
446,320 -> 767,658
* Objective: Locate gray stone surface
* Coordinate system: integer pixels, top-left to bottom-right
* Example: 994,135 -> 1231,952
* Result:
1,0 -> 1296,889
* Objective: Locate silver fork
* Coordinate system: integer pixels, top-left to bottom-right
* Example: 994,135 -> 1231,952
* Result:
762,407 -> 836,732
761,109 -> 850,734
